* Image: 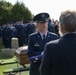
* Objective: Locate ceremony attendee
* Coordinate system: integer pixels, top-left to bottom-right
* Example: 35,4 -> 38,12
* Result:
17,20 -> 26,47
54,20 -> 60,37
2,22 -> 17,48
1,23 -> 7,47
26,19 -> 36,43
48,19 -> 55,33
27,12 -> 58,75
40,10 -> 76,75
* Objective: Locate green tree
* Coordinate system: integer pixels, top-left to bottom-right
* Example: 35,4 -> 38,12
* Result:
0,1 -> 33,25
0,1 -> 13,25
11,2 -> 33,23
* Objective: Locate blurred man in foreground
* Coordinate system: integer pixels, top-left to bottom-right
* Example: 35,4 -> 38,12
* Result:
40,10 -> 76,75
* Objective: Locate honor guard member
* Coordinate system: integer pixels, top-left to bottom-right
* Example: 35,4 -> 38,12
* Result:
14,20 -> 20,30
1,23 -> 7,47
4,22 -> 17,48
17,20 -> 26,47
27,12 -> 58,75
26,19 -> 36,43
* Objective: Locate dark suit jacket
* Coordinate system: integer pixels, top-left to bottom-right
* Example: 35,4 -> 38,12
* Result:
40,33 -> 76,75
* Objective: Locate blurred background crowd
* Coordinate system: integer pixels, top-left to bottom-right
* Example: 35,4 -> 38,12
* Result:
0,18 -> 60,48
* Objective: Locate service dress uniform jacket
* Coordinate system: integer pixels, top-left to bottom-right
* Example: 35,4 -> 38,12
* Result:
17,24 -> 26,47
1,25 -> 7,46
26,23 -> 36,37
26,23 -> 36,43
4,26 -> 17,48
40,33 -> 76,75
27,31 -> 58,75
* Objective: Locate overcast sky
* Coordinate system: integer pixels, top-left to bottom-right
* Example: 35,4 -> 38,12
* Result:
6,0 -> 76,20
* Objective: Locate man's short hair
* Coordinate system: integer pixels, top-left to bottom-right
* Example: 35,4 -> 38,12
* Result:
59,10 -> 76,32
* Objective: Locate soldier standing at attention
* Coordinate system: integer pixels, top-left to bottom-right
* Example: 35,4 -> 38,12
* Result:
4,22 -> 17,48
26,19 -> 36,43
17,20 -> 26,47
27,12 -> 58,75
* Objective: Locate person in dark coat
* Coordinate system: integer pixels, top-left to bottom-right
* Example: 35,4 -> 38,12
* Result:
27,12 -> 58,75
54,20 -> 60,37
40,10 -> 76,75
48,19 -> 55,33
1,24 -> 7,46
1,22 -> 17,48
17,20 -> 26,47
26,19 -> 36,43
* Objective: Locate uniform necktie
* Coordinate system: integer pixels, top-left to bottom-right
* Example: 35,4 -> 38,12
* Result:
43,34 -> 46,45
43,34 -> 45,40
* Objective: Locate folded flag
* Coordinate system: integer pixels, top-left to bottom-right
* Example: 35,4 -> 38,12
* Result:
28,55 -> 42,62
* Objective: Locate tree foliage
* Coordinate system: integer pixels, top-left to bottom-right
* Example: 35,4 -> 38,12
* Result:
0,1 -> 33,25
0,1 -> 13,25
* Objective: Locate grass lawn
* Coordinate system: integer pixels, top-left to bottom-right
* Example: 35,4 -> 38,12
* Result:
0,38 -> 29,75
0,56 -> 30,75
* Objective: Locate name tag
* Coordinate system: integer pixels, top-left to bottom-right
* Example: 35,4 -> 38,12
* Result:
34,43 -> 40,46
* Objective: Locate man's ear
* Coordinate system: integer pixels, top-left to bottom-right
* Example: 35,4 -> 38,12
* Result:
59,24 -> 64,36
60,24 -> 63,33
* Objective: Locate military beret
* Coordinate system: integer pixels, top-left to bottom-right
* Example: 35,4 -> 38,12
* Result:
33,12 -> 49,23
